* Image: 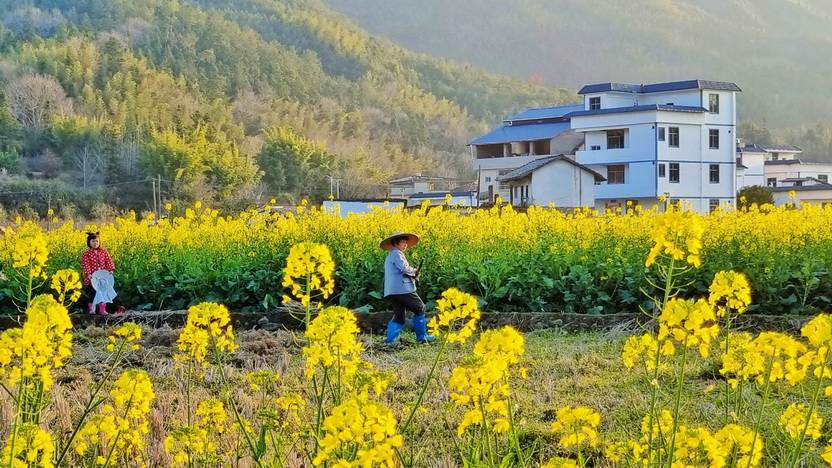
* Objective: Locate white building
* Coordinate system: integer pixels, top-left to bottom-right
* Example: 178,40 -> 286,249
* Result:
496,155 -> 605,208
469,104 -> 585,203
569,80 -> 740,213
736,144 -> 767,188
388,174 -> 457,197
470,80 -> 741,213
771,183 -> 832,207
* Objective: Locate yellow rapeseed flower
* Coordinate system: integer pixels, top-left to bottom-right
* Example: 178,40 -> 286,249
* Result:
779,403 -> 823,440
164,426 -> 215,467
669,426 -> 726,467
708,270 -> 752,316
540,457 -> 579,467
281,242 -> 335,307
0,295 -> 73,390
658,298 -> 720,357
303,306 -> 362,380
621,333 -> 674,371
75,370 -> 155,466
644,207 -> 704,268
550,406 -> 602,449
9,224 -> 49,279
175,302 -> 237,366
50,268 -> 82,304
427,288 -> 481,344
822,442 -> 832,465
0,423 -> 55,468
714,424 -> 763,467
313,393 -> 403,467
106,322 -> 142,352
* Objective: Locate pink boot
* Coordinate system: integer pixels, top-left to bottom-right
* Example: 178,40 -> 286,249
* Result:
97,303 -> 109,316
88,303 -> 95,315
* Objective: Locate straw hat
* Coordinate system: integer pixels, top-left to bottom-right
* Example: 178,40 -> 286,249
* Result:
379,231 -> 420,250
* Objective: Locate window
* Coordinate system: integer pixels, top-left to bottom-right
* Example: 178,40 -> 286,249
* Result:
709,199 -> 720,213
607,130 -> 625,149
709,93 -> 720,113
709,164 -> 720,183
794,181 -> 803,187
669,163 -> 680,183
590,145 -> 601,151
668,127 -> 680,148
658,163 -> 666,178
485,176 -> 492,182
771,152 -> 780,161
607,165 -> 625,184
819,175 -> 829,183
709,129 -> 720,149
589,97 -> 601,110
767,177 -> 777,187
658,127 -> 665,142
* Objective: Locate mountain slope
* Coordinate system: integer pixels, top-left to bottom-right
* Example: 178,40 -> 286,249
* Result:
325,0 -> 832,131
0,0 -> 577,211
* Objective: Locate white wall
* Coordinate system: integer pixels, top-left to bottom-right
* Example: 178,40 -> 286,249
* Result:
772,190 -> 832,207
765,162 -> 832,185
638,89 -> 701,107
737,152 -> 766,188
528,160 -> 597,207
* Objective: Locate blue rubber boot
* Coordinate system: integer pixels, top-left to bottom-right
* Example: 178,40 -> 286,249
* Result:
385,320 -> 404,345
413,315 -> 435,343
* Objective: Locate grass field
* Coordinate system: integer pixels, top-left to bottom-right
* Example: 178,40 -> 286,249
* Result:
5,324 -> 825,467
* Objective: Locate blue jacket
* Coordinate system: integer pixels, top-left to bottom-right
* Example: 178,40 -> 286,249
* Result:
384,248 -> 417,297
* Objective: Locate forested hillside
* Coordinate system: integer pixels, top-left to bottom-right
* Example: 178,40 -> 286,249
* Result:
0,0 -> 574,214
327,0 -> 832,160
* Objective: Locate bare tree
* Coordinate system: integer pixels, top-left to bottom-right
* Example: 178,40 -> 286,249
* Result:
74,144 -> 103,189
5,74 -> 72,130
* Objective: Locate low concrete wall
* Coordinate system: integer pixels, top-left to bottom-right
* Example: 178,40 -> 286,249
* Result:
0,308 -> 811,334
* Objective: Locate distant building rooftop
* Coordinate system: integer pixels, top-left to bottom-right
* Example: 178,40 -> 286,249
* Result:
770,183 -> 832,192
764,159 -> 802,166
565,104 -> 707,118
504,104 -> 584,123
761,144 -> 803,153
469,121 -> 571,146
497,155 -> 606,183
738,144 -> 767,153
578,80 -> 741,95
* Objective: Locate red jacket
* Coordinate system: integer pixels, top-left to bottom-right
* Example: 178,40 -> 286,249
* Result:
81,247 -> 115,285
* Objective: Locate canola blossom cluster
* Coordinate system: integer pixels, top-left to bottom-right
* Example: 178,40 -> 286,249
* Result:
428,287 -> 482,343
0,294 -> 73,390
644,206 -> 704,268
281,241 -> 335,307
303,305 -> 363,380
313,393 -> 403,467
708,270 -> 752,316
448,326 -> 525,436
49,268 -> 82,304
174,302 -> 237,365
74,370 -> 156,465
549,406 -> 602,450
1,423 -> 55,468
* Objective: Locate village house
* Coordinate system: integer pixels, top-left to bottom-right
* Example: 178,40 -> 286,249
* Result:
387,174 -> 457,198
470,79 -> 741,213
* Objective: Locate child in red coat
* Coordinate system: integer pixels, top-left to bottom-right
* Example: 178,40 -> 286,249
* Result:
81,232 -> 116,315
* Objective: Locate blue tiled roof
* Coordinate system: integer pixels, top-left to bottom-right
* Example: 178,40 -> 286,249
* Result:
762,144 -> 803,152
565,104 -> 707,117
409,190 -> 476,199
469,121 -> 571,146
505,104 -> 584,122
496,155 -> 606,182
738,144 -> 767,153
579,80 -> 741,95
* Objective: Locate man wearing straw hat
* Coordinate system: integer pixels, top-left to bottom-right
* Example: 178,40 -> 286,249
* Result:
380,231 -> 434,345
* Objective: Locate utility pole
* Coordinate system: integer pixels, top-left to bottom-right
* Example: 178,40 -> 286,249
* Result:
157,175 -> 163,216
151,177 -> 157,217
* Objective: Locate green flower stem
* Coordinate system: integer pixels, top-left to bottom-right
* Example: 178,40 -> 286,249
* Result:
401,337 -> 448,434
666,341 -> 689,467
747,356 -> 774,468
785,348 -> 829,466
55,338 -> 129,466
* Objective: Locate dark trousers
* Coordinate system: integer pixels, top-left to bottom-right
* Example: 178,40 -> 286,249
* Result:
386,292 -> 426,325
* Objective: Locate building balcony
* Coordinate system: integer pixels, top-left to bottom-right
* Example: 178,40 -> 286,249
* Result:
575,148 -> 651,165
594,181 -> 656,199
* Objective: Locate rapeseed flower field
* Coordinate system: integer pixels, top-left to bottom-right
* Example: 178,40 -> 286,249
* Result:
0,202 -> 831,466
